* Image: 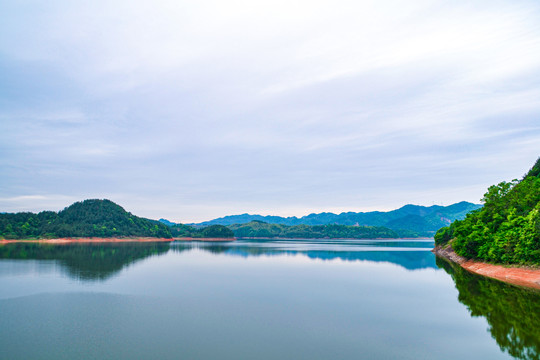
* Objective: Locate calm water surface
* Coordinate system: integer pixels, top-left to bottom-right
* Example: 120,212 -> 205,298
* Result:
0,239 -> 538,360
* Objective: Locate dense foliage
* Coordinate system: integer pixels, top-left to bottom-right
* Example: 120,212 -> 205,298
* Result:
435,158 -> 540,265
0,199 -> 234,240
437,257 -> 540,360
168,223 -> 234,238
200,225 -> 235,238
0,199 -> 234,239
0,199 -> 172,239
227,221 -> 414,239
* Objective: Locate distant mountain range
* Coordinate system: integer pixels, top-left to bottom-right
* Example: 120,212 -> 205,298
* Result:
165,202 -> 481,236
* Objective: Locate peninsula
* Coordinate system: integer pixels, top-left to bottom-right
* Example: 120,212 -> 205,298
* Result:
434,157 -> 540,289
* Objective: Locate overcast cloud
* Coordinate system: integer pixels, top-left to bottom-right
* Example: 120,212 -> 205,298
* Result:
1,0 -> 539,222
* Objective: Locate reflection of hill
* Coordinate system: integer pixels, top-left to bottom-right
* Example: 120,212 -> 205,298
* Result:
171,242 -> 437,270
437,257 -> 540,360
0,243 -> 170,281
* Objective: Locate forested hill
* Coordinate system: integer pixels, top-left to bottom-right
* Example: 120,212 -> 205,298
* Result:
187,202 -> 481,235
0,199 -> 172,239
0,199 -> 235,240
435,158 -> 540,265
228,221 -> 418,239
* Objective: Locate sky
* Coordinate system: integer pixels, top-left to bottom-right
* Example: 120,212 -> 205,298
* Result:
1,0 -> 539,223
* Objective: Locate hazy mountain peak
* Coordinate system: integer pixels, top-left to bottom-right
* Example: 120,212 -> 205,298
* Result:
193,202 -> 482,235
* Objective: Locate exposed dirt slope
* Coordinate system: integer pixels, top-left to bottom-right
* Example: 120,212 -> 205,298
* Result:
433,245 -> 540,290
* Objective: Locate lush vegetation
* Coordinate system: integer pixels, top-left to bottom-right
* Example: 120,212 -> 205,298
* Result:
435,158 -> 540,265
193,201 -> 481,236
0,199 -> 234,240
0,199 -> 171,239
169,223 -> 234,238
227,220 -> 415,239
437,257 -> 540,360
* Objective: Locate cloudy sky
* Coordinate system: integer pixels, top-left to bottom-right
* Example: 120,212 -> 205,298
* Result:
1,0 -> 539,222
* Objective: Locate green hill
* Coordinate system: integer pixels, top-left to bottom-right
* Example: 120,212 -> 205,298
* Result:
0,199 -> 171,239
0,199 -> 235,240
435,158 -> 540,265
227,221 -> 412,239
168,223 -> 234,238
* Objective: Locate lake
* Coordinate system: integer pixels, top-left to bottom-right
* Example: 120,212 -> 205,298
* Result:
1,239 -> 539,360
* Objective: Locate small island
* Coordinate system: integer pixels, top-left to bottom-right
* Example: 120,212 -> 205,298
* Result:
434,157 -> 540,289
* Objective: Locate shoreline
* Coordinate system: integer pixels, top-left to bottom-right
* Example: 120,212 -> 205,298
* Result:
1,237 -> 237,244
173,237 -> 236,242
238,236 -> 433,240
433,245 -> 540,291
0,237 -> 174,245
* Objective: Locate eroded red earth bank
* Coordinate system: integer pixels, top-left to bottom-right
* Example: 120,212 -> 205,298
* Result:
434,245 -> 540,290
0,237 -> 175,245
0,237 -> 236,245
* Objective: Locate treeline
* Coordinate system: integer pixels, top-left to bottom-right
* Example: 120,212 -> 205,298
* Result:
435,158 -> 540,265
169,224 -> 234,238
227,221 -> 420,239
0,199 -> 234,240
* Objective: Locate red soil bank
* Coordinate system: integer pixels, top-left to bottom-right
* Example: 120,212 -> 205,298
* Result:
0,237 -> 174,245
0,237 -> 236,245
433,245 -> 540,291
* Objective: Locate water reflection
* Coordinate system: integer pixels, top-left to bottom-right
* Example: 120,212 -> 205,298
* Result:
0,239 -> 436,283
0,243 -> 170,281
172,238 -> 437,270
436,257 -> 540,360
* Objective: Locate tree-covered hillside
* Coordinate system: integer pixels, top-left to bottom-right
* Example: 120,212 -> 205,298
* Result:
227,221 -> 415,239
435,158 -> 540,265
168,223 -> 234,238
0,199 -> 235,240
0,199 -> 171,239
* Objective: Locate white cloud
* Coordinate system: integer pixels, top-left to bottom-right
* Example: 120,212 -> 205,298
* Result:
1,0 -> 539,221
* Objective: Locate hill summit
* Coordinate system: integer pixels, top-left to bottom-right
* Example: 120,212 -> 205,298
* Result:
0,199 -> 171,239
188,201 -> 481,236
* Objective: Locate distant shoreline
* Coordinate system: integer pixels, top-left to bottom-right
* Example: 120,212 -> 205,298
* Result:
0,237 -> 237,244
433,245 -> 540,291
173,237 -> 236,242
238,236 -> 433,240
0,237 -> 175,244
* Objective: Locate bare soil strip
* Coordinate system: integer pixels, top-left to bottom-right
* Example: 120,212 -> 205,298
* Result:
0,237 -> 236,244
0,237 -> 174,244
433,245 -> 540,290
